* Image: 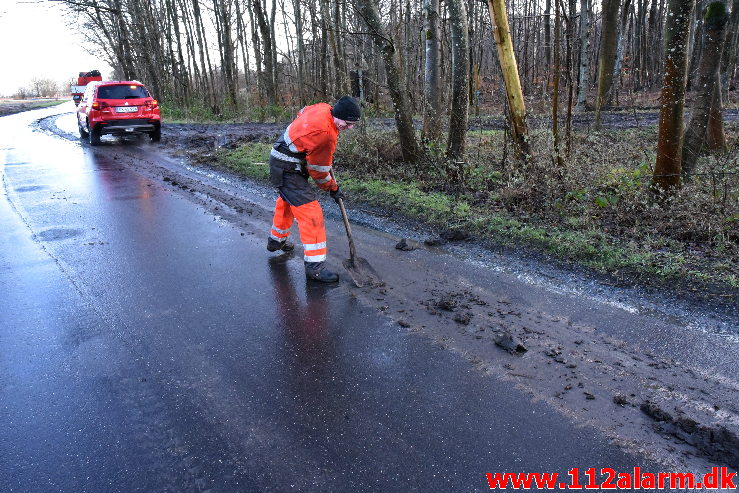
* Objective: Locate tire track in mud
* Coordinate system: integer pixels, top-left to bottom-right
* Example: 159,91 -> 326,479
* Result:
349,271 -> 739,472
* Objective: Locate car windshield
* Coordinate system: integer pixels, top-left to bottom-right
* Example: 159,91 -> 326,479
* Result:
97,85 -> 149,99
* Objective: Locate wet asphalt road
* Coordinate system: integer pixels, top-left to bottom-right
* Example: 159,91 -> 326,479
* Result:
0,104 -> 711,492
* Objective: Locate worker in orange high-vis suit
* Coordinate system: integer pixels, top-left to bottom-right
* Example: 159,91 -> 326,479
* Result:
266,95 -> 361,282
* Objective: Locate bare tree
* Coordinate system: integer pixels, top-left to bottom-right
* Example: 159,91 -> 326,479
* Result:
253,0 -> 279,105
487,0 -> 530,159
719,0 -> 739,97
552,0 -> 563,166
355,0 -> 421,162
681,1 -> 729,179
575,0 -> 591,112
214,0 -> 238,107
652,0 -> 695,192
422,0 -> 442,141
446,0 -> 470,161
292,0 -> 306,105
612,0 -> 633,103
594,0 -> 621,128
30,78 -> 60,97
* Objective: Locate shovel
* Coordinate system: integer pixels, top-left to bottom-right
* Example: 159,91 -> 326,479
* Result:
330,173 -> 383,288
335,197 -> 383,287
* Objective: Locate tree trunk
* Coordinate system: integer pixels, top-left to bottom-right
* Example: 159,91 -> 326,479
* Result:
293,0 -> 306,105
307,0 -> 320,99
719,0 -> 739,96
594,0 -> 621,128
319,0 -> 331,97
355,0 -> 421,163
422,0 -> 442,141
576,0 -> 591,111
681,1 -> 728,179
334,0 -> 350,95
252,0 -> 278,105
686,0 -> 704,91
553,0 -> 562,166
193,0 -> 217,107
215,0 -> 238,107
235,0 -> 252,101
652,0 -> 695,192
246,0 -> 264,98
487,0 -> 531,159
269,0 -> 278,102
545,0 -> 552,67
112,0 -> 136,80
446,0 -> 470,162
565,0 -> 577,154
324,0 -> 344,96
706,84 -> 727,149
612,0 -> 633,103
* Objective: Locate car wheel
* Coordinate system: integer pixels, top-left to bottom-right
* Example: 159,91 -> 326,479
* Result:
149,125 -> 161,143
88,122 -> 101,146
78,117 -> 88,138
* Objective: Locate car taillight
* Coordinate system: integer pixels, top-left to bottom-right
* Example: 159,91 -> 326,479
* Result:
146,99 -> 159,109
91,101 -> 109,110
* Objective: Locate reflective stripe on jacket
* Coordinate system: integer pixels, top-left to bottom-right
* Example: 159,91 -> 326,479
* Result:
276,103 -> 339,192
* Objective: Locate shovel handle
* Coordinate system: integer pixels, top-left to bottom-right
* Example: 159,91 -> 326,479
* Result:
336,197 -> 358,263
329,169 -> 358,263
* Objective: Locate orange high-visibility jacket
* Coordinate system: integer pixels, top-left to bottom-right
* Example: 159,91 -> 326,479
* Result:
272,103 -> 339,192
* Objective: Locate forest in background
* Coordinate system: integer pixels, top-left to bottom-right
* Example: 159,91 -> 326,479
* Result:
57,0 -> 738,115
58,0 -> 738,295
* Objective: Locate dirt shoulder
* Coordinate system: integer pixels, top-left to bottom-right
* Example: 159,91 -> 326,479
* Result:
161,115 -> 738,311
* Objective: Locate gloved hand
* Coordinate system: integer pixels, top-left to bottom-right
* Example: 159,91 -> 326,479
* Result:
330,186 -> 345,203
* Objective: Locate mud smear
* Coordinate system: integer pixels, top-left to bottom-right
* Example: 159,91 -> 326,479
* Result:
351,274 -> 739,471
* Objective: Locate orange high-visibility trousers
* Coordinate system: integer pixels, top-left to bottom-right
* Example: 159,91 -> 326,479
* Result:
270,196 -> 327,263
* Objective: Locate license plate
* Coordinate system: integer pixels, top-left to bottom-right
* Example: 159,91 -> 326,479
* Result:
125,128 -> 134,132
116,106 -> 138,113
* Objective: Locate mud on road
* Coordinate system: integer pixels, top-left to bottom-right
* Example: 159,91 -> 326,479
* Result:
36,110 -> 739,476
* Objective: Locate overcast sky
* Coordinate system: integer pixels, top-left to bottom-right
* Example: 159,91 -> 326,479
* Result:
0,0 -> 112,97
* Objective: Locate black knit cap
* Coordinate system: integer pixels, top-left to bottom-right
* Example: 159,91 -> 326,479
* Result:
331,96 -> 361,122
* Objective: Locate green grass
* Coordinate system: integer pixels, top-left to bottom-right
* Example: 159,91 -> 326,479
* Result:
214,134 -> 738,294
35,100 -> 66,108
217,143 -> 272,179
341,178 -> 471,223
340,173 -> 739,291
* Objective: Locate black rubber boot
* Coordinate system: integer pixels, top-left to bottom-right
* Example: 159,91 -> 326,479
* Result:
267,237 -> 295,252
305,262 -> 339,283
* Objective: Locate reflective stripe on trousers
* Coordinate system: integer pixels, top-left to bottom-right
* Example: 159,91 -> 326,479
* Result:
270,196 -> 327,262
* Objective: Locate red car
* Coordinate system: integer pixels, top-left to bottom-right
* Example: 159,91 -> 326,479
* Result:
77,81 -> 161,145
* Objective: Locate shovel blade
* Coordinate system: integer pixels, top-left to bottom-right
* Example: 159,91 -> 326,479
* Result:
342,257 -> 384,288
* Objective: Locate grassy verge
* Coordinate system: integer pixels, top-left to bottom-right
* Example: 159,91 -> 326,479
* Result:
0,99 -> 66,117
339,174 -> 738,290
217,142 -> 272,179
32,100 -> 67,109
212,123 -> 739,298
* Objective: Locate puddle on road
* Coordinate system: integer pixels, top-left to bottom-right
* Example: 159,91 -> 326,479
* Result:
14,185 -> 47,193
36,227 -> 84,242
